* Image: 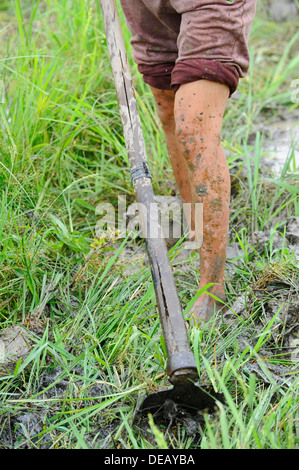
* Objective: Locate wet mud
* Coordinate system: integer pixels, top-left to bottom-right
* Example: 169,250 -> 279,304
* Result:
1,206 -> 298,447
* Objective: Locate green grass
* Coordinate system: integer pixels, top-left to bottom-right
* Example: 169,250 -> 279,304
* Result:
0,0 -> 298,449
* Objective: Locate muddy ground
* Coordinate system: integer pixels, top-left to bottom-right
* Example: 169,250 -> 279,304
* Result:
1,244 -> 298,448
1,198 -> 298,448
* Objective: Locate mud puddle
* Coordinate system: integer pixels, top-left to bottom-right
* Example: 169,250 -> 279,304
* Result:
261,117 -> 299,174
249,108 -> 299,174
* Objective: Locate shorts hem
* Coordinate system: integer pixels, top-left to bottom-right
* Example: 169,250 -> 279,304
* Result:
137,63 -> 174,90
138,59 -> 239,96
171,59 -> 239,96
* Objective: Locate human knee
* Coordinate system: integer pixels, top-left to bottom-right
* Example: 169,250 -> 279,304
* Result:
174,85 -> 227,160
174,80 -> 228,129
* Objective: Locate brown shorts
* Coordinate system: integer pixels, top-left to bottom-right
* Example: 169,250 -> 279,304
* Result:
120,0 -> 256,96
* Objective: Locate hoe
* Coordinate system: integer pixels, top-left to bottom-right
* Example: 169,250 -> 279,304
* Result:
99,0 -> 223,417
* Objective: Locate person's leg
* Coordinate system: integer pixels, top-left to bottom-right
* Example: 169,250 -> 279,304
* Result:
174,79 -> 230,320
149,87 -> 193,219
151,80 -> 230,321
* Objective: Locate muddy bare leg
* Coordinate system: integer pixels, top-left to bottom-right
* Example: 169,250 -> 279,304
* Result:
174,80 -> 230,320
149,87 -> 195,234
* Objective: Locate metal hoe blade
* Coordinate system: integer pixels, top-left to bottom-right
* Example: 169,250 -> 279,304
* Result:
138,382 -> 223,417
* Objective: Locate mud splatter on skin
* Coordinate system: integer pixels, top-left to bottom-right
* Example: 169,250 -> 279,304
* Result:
187,162 -> 196,171
209,254 -> 226,282
181,135 -> 199,159
210,198 -> 223,211
195,184 -> 208,197
210,176 -> 225,192
196,111 -> 204,122
181,139 -> 190,157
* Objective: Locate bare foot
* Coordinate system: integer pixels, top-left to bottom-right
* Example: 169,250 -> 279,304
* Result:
188,291 -> 227,323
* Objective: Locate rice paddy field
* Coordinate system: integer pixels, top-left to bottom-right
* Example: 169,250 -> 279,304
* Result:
0,0 -> 298,450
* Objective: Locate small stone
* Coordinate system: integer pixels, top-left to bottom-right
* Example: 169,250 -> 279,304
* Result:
0,325 -> 33,376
